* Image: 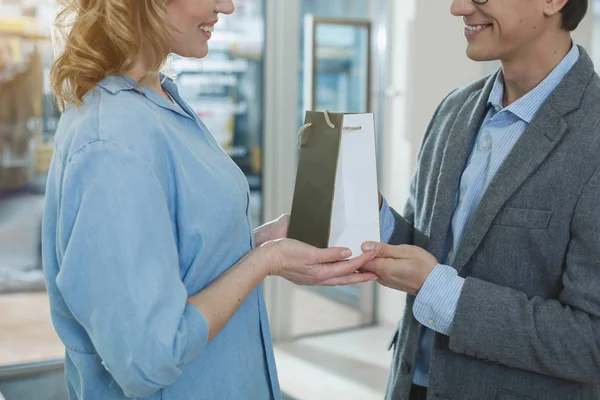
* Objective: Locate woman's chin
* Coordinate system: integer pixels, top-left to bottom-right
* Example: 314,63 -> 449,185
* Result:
175,45 -> 209,60
192,49 -> 210,60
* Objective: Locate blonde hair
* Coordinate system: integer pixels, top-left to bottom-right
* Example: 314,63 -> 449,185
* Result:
50,0 -> 172,110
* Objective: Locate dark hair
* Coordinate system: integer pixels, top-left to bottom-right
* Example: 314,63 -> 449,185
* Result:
561,0 -> 588,31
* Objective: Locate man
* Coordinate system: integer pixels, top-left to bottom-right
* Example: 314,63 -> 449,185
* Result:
362,0 -> 600,399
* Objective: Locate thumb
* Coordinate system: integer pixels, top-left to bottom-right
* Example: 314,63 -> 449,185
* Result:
361,242 -> 408,259
310,246 -> 353,264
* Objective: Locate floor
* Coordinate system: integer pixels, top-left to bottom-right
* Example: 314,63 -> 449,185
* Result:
0,293 -> 64,367
288,286 -> 364,337
274,286 -> 393,399
275,324 -> 394,400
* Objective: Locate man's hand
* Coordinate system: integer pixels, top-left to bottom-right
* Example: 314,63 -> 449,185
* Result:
360,242 -> 438,295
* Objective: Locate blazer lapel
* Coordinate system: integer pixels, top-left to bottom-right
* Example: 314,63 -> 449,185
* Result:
453,46 -> 595,272
427,75 -> 496,261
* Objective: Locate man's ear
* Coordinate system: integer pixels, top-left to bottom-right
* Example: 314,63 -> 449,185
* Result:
542,0 -> 569,18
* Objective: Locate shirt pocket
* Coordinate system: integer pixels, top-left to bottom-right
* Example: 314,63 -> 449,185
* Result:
492,207 -> 552,229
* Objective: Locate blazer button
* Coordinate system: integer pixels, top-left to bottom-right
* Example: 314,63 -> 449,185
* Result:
401,360 -> 411,374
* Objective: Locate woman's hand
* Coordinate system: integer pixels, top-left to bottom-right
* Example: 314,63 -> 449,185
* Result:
254,214 -> 290,247
261,239 -> 377,286
188,238 -> 374,344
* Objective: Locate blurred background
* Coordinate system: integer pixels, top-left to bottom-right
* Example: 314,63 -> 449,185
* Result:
0,0 -> 598,399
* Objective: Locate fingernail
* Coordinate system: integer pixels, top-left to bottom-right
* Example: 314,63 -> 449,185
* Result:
370,276 -> 378,281
362,242 -> 375,252
341,250 -> 352,258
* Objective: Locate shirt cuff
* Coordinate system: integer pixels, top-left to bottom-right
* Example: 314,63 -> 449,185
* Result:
179,303 -> 210,366
379,197 -> 394,244
412,264 -> 465,336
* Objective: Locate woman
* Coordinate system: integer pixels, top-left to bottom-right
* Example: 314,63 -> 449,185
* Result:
42,0 -> 377,399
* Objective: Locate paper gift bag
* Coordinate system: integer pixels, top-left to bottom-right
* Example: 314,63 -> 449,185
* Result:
288,110 -> 381,257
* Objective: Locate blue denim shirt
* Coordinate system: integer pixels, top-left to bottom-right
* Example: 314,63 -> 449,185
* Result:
42,75 -> 279,399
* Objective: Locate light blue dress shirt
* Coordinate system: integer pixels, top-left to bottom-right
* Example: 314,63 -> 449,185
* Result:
380,43 -> 580,387
42,75 -> 279,399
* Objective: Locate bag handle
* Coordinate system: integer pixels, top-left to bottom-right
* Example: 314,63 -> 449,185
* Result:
297,109 -> 362,149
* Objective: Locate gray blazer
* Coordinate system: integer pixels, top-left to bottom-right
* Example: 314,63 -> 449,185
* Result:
386,46 -> 600,400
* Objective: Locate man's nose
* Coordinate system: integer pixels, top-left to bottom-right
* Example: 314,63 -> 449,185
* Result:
451,0 -> 477,17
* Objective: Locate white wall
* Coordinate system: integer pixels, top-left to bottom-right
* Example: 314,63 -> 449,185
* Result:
377,1 -> 594,326
378,0 -> 487,326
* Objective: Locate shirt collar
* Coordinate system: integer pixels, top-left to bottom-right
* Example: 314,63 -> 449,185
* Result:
96,73 -> 194,121
488,42 -> 580,123
96,75 -> 138,94
96,73 -> 176,94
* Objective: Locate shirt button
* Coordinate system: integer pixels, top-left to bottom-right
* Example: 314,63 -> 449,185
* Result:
459,195 -> 464,201
401,360 -> 411,374
428,319 -> 435,326
495,107 -> 500,112
482,141 -> 488,149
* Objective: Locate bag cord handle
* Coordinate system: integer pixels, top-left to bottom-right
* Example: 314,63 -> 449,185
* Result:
297,109 -> 334,149
296,109 -> 363,149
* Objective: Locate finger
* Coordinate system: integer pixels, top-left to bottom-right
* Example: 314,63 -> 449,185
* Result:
278,213 -> 290,226
281,215 -> 290,237
358,258 -> 388,275
321,251 -> 375,280
319,272 -> 378,286
310,247 -> 353,264
361,242 -> 412,259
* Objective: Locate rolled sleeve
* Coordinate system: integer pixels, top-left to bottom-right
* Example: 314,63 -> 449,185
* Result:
56,141 -> 209,398
379,197 -> 395,243
412,264 -> 465,336
179,304 -> 210,365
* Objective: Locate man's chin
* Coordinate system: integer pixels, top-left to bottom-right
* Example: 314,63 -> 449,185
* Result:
466,46 -> 497,63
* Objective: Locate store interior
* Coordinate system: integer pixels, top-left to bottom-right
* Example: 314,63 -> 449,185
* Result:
1,0 -> 600,399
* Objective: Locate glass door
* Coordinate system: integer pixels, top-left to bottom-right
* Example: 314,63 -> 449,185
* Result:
302,16 -> 374,312
303,17 -> 371,114
263,0 -> 389,341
